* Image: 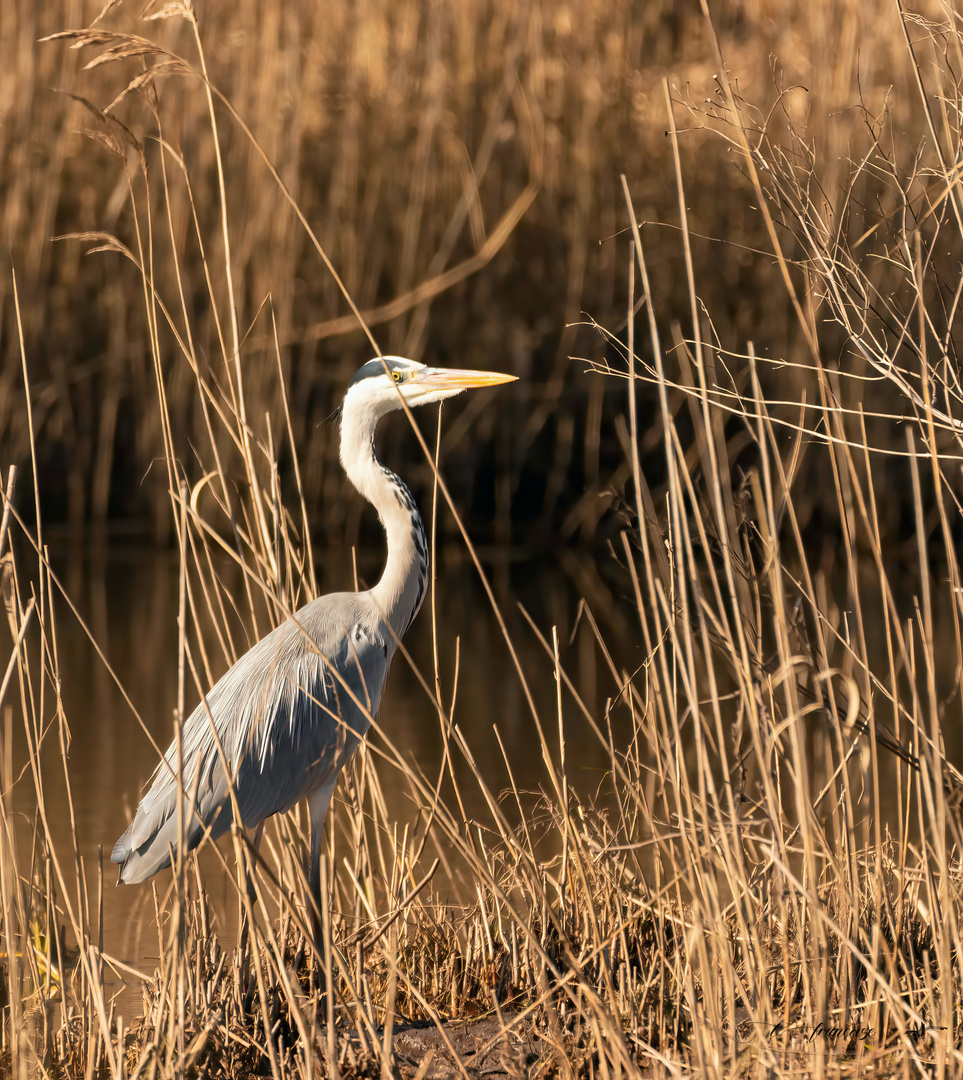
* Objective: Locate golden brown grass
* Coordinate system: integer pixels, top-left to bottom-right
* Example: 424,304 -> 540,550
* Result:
0,0 -> 932,538
2,1 -> 963,1078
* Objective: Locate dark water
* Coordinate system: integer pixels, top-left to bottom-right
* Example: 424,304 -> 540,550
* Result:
6,541 -> 632,975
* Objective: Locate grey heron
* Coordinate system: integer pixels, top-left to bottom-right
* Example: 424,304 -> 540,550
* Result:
111,356 -> 516,899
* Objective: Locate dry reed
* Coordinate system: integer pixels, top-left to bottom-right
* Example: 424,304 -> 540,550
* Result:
1,0 -> 929,539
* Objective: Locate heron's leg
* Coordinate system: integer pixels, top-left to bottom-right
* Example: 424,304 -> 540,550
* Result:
252,820 -> 264,850
244,820 -> 264,903
238,821 -> 265,967
305,777 -> 337,937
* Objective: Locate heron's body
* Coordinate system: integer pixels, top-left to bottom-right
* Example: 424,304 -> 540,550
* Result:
111,356 -> 514,894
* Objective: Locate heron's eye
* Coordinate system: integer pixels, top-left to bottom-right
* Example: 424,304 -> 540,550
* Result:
391,370 -> 404,383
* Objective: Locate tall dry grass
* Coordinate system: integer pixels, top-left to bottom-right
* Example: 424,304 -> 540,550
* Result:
1,1 -> 963,1078
0,0 -> 932,539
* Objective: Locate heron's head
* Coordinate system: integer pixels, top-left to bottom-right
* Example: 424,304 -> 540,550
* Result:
343,356 -> 516,418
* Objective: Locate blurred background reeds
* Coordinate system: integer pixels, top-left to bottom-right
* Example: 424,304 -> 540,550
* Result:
3,0 -> 945,548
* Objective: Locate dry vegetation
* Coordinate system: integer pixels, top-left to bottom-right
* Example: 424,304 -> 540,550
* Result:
2,0 -> 963,1077
2,0 -> 924,542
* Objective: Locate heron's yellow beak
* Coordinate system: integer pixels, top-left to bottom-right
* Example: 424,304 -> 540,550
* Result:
416,367 -> 517,390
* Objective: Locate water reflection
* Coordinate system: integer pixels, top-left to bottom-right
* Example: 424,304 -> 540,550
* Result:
8,541 -> 628,971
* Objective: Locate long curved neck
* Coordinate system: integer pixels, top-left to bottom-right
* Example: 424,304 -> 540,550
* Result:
340,401 -> 428,640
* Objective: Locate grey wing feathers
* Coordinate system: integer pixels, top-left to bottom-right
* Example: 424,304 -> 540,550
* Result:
111,597 -> 389,884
